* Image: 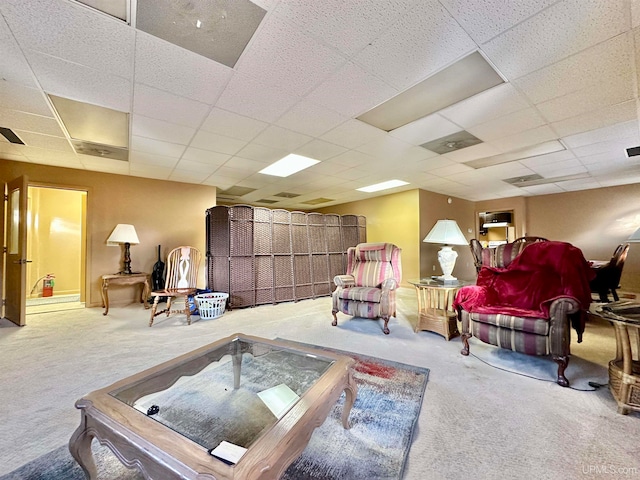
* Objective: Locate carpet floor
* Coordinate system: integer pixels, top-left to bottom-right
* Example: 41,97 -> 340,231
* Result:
1,344 -> 428,480
1,287 -> 638,479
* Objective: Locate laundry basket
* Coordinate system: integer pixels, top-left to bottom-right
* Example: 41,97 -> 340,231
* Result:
195,292 -> 229,319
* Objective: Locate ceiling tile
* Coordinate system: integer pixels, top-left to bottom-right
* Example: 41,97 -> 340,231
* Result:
129,164 -> 173,180
181,147 -> 230,166
305,62 -> 399,118
79,155 -> 130,174
174,159 -> 219,174
441,0 -> 557,44
14,131 -> 72,152
389,113 -> 461,145
130,135 -> 186,157
513,32 -> 633,104
0,81 -> 52,117
189,130 -> 248,155
488,125 -> 557,153
275,101 -> 348,137
134,31 -> 233,105
25,50 -> 131,112
294,139 -> 347,161
252,125 -> 312,151
467,107 -> 547,142
200,108 -> 268,141
215,72 -> 301,123
129,150 -> 179,168
133,84 -> 210,129
553,100 -> 637,138
0,107 -> 63,137
482,0 -> 630,79
0,0 -> 134,79
235,143 -> 289,163
236,15 -> 346,97
320,119 -> 387,149
0,17 -> 38,87
352,1 -> 476,91
132,114 -> 196,145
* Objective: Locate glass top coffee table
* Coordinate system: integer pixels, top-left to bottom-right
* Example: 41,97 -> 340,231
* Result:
69,333 -> 357,479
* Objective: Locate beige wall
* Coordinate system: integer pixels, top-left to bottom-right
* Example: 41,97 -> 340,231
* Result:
524,183 -> 640,292
315,189 -> 477,285
1,160 -> 217,308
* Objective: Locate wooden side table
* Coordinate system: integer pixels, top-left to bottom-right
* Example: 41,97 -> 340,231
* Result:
409,279 -> 469,340
595,302 -> 640,414
101,273 -> 150,316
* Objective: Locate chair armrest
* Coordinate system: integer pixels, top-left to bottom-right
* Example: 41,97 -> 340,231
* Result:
380,278 -> 399,291
547,296 -> 582,353
333,275 -> 355,287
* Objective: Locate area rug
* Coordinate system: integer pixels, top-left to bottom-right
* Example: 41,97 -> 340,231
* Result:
1,340 -> 429,480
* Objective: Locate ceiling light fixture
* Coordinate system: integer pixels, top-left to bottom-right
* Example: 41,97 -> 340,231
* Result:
259,154 -> 320,177
357,180 -> 409,193
465,140 -> 566,169
357,51 -> 505,132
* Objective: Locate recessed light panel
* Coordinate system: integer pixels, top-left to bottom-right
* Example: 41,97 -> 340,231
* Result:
357,52 -> 504,132
259,154 -> 320,177
357,180 -> 409,193
465,140 -> 566,169
136,0 -> 266,68
75,0 -> 128,22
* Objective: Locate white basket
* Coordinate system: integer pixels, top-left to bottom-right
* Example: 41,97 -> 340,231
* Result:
195,292 -> 229,319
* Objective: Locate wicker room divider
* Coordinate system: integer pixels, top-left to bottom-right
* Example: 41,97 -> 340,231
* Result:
206,205 -> 366,308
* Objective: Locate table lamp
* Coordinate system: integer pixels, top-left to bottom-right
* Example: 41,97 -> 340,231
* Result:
423,219 -> 468,283
107,224 -> 140,274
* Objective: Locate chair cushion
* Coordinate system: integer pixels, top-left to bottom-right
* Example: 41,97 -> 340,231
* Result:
469,310 -> 550,336
338,286 -> 382,303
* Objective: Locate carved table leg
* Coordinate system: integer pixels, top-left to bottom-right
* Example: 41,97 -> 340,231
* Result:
341,370 -> 358,429
101,279 -> 109,316
382,316 -> 390,335
69,414 -> 98,480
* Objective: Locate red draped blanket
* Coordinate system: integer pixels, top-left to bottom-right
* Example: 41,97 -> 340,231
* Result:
453,241 -> 595,339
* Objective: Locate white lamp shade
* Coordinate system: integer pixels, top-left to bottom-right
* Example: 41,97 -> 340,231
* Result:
107,224 -> 139,246
628,227 -> 640,242
423,219 -> 467,245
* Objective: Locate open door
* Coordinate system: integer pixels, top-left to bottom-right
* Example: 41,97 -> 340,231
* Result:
5,175 -> 29,326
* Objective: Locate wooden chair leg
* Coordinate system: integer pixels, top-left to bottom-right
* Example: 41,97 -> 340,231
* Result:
149,296 -> 160,327
185,296 -> 192,325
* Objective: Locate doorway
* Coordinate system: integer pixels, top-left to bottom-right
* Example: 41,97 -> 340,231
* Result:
25,186 -> 87,315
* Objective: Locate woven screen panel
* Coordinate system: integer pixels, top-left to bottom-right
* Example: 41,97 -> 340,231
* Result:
231,290 -> 255,308
295,284 -> 314,300
275,286 -> 295,302
341,226 -> 359,251
253,207 -> 271,223
307,212 -> 325,226
206,207 -> 230,257
309,225 -> 327,253
230,204 -> 253,220
340,214 -> 358,226
208,256 -> 230,292
291,211 -> 307,224
230,256 -> 254,291
272,209 -> 291,224
254,255 -> 274,289
312,253 -> 329,283
292,224 -> 309,254
253,221 -> 272,255
293,254 -> 312,284
327,225 -> 342,252
328,253 -> 345,280
314,282 -> 332,296
325,214 -> 340,226
230,220 -> 254,256
274,255 -> 294,285
272,222 -> 292,254
256,288 -> 274,305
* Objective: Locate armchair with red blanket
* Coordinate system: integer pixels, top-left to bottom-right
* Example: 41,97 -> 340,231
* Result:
453,241 -> 594,387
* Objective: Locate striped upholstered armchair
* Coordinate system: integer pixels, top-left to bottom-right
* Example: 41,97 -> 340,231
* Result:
331,243 -> 402,335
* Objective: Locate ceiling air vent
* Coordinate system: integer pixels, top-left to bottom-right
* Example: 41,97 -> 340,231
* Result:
274,192 -> 300,198
420,131 -> 482,154
303,198 -> 334,205
256,199 -> 278,204
219,186 -> 256,197
626,146 -> 640,157
72,140 -> 128,161
0,127 -> 25,145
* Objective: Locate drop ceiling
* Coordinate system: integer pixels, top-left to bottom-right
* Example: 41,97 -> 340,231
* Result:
1,0 -> 640,209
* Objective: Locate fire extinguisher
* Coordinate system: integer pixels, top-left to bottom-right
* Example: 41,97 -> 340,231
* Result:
42,274 -> 55,297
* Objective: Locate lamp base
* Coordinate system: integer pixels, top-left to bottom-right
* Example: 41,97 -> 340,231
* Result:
431,275 -> 459,285
437,246 -> 459,282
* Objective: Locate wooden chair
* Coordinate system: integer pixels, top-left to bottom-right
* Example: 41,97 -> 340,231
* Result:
149,246 -> 202,326
513,236 -> 548,243
590,243 -> 630,302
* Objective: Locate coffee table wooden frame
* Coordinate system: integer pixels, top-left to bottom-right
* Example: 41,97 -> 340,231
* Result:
69,333 -> 357,480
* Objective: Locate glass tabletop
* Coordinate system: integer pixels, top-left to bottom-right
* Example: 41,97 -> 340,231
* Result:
109,337 -> 335,453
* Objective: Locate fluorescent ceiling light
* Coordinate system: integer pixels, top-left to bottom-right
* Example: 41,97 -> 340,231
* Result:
357,180 -> 409,193
465,140 -> 565,169
507,172 -> 591,187
259,154 -> 319,177
357,51 -> 504,132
